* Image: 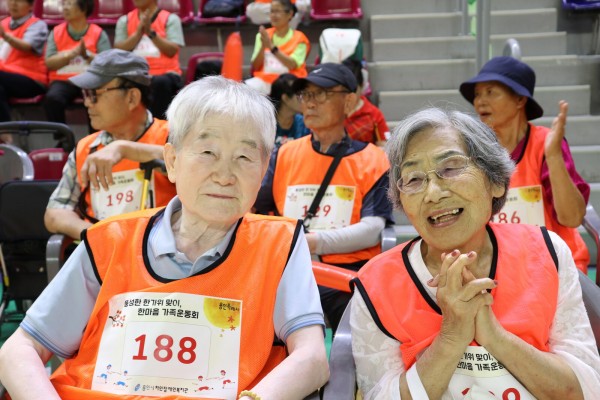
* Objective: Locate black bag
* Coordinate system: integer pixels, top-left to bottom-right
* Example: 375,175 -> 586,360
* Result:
195,60 -> 223,80
203,0 -> 244,18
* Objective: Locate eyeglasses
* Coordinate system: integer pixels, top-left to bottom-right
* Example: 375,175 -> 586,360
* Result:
296,90 -> 351,104
397,155 -> 470,194
81,85 -> 129,104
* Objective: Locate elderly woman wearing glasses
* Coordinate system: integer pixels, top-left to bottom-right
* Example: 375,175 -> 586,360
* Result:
351,107 -> 600,399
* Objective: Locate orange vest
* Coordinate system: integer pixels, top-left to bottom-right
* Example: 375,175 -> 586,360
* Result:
75,119 -> 176,221
126,9 -> 181,75
48,22 -> 103,82
253,27 -> 310,84
0,16 -> 47,84
272,135 -> 389,265
356,223 -> 558,369
50,209 -> 298,399
509,124 -> 589,272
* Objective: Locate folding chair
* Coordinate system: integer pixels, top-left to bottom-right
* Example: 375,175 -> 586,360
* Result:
33,0 -> 65,25
158,0 -> 195,24
0,121 -> 76,154
185,52 -> 224,84
28,148 -> 68,180
0,144 -> 34,184
0,180 -> 59,321
89,0 -> 135,25
310,0 -> 362,21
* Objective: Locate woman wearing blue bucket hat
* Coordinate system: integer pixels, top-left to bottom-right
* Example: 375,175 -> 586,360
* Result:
460,56 -> 590,273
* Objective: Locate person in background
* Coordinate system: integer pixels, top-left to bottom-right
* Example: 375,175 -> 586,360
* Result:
44,0 -> 111,125
255,63 -> 393,332
0,0 -> 48,122
460,56 -> 590,273
352,107 -> 600,399
269,72 -> 309,147
44,49 -> 175,241
114,0 -> 184,118
246,0 -> 309,29
0,76 -> 329,400
246,0 -> 309,95
342,58 -> 390,146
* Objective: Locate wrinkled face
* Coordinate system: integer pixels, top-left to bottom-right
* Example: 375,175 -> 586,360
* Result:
399,126 -> 504,252
8,0 -> 32,19
82,79 -> 134,134
164,114 -> 267,229
300,83 -> 352,134
269,0 -> 293,28
473,81 -> 526,132
62,0 -> 85,21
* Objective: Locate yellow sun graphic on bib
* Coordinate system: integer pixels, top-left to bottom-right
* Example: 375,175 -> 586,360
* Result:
335,186 -> 355,201
518,186 -> 542,203
135,170 -> 145,182
203,298 -> 241,329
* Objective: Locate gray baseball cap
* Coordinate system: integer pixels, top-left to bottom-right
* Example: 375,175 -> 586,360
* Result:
69,49 -> 152,89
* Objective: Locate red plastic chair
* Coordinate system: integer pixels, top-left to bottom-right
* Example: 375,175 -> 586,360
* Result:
196,0 -> 247,24
185,52 -> 224,84
88,0 -> 135,25
0,0 -> 8,19
33,0 -> 65,25
310,0 -> 362,20
28,148 -> 68,180
158,0 -> 195,24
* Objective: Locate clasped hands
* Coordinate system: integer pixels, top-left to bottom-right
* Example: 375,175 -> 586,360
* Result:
429,250 -> 501,348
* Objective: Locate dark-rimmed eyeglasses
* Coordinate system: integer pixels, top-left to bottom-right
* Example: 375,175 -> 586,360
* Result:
397,155 -> 471,194
81,86 -> 129,104
296,89 -> 351,104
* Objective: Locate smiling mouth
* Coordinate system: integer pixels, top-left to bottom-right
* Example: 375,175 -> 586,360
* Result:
428,208 -> 463,225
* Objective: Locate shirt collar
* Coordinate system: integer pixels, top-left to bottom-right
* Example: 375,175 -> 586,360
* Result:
310,132 -> 352,155
10,13 -> 33,30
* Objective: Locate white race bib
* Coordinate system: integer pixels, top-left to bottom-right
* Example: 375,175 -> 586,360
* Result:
263,51 -> 289,75
448,346 -> 535,400
133,35 -> 160,58
92,292 -> 242,399
491,185 -> 545,226
90,169 -> 151,220
283,184 -> 355,230
0,39 -> 12,62
57,54 -> 90,75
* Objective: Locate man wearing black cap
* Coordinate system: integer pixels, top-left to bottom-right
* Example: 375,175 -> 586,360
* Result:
255,63 -> 394,331
44,48 -> 176,240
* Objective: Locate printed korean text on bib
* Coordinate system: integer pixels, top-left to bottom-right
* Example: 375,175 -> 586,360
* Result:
448,346 -> 534,400
92,292 -> 242,399
133,35 -> 160,58
90,169 -> 153,220
283,184 -> 355,230
491,185 -> 545,226
263,51 -> 289,75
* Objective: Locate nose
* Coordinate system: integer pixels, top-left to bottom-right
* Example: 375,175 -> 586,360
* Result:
211,159 -> 236,185
422,172 -> 448,203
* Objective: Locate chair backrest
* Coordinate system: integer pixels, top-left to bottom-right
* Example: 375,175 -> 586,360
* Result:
578,270 -> 600,351
33,0 -> 65,25
89,0 -> 135,25
562,0 -> 600,11
0,144 -> 35,184
197,0 -> 248,24
582,204 -> 600,285
185,52 -> 224,85
158,0 -> 194,23
310,0 -> 362,20
322,302 -> 356,400
28,148 -> 68,180
0,121 -> 76,153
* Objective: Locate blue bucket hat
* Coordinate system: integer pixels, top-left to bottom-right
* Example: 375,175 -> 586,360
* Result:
459,56 -> 544,120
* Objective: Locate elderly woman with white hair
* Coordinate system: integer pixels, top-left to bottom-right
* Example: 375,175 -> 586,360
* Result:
0,76 -> 329,400
351,107 -> 600,399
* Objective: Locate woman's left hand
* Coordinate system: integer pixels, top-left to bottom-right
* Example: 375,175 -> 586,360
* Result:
545,100 -> 568,160
259,25 -> 272,50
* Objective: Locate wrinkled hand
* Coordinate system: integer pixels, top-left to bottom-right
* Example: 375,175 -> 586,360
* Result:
259,25 -> 272,49
436,251 -> 496,347
80,141 -> 125,190
545,100 -> 568,160
139,9 -> 153,35
474,302 -> 503,347
0,24 -> 5,39
76,40 -> 87,58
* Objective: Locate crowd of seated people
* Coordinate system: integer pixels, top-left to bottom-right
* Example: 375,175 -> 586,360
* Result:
0,2 -> 599,399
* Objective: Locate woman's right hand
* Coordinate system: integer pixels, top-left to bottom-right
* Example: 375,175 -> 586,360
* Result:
258,25 -> 272,50
436,251 -> 496,347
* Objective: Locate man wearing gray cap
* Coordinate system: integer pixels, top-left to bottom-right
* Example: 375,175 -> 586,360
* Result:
255,63 -> 394,332
44,48 -> 176,240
